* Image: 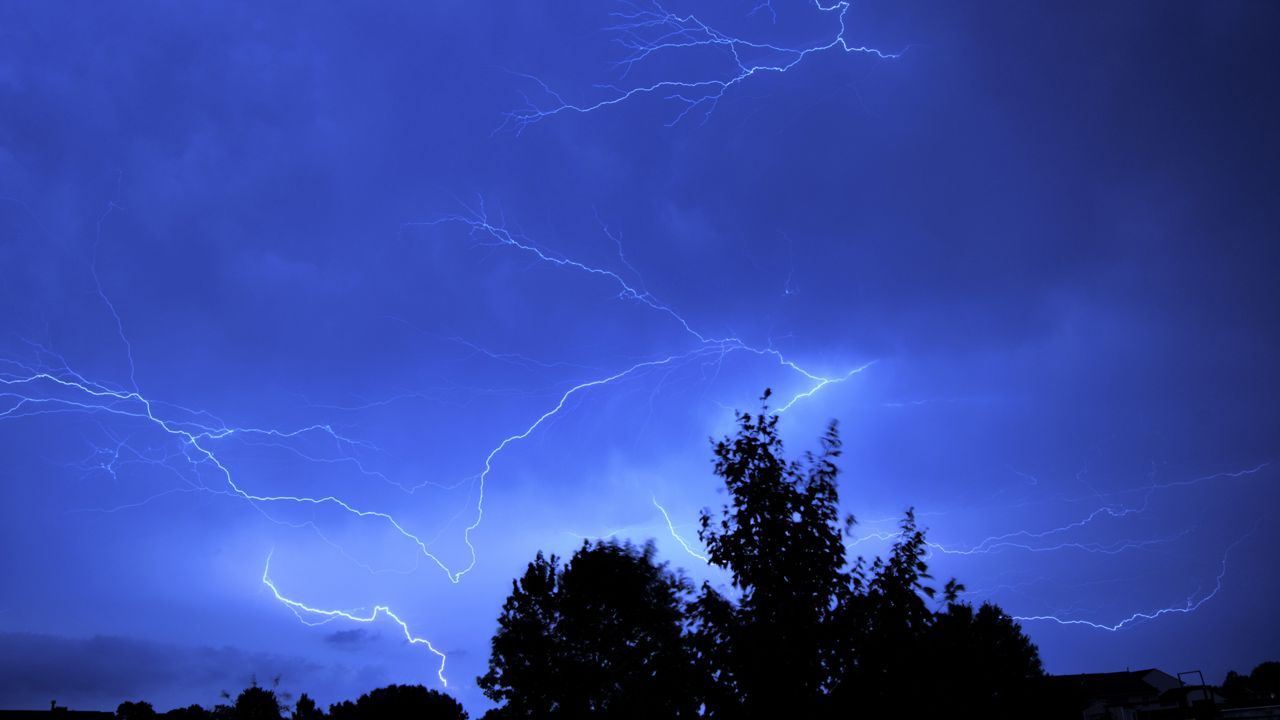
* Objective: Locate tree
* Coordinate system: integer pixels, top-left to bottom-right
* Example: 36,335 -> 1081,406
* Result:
693,391 -> 849,716
162,706 -> 213,720
1223,669 -> 1253,704
326,700 -> 357,720
477,551 -> 560,717
827,508 -> 945,713
692,390 -> 1043,717
356,684 -> 466,719
231,685 -> 284,720
1252,662 -> 1280,703
477,390 -> 1044,717
479,539 -> 698,718
920,601 -> 1044,717
326,685 -> 465,720
1225,661 -> 1280,706
291,693 -> 324,720
117,701 -> 158,720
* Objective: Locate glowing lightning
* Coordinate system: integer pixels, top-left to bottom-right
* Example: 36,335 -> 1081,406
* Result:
652,496 -> 708,562
2,189 -> 866,686
405,200 -> 870,580
405,200 -> 870,409
502,0 -> 903,132
930,462 -> 1272,556
452,349 -> 728,582
1011,525 -> 1259,631
261,552 -> 448,685
840,463 -> 1270,633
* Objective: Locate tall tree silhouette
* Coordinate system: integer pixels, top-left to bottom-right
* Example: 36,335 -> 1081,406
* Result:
828,509 -> 942,712
290,693 -> 324,720
477,550 -> 560,717
479,539 -> 698,718
693,391 -> 1042,717
694,390 -> 850,716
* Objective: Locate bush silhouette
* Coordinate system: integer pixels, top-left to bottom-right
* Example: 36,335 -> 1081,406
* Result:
328,683 -> 467,719
479,540 -> 697,717
116,701 -> 157,720
231,685 -> 284,720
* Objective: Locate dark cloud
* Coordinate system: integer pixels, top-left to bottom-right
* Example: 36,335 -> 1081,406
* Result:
0,633 -> 369,712
323,629 -> 376,648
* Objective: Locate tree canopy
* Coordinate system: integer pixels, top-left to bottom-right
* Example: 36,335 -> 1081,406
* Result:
478,539 -> 698,718
328,683 -> 467,720
482,391 -> 1045,718
692,395 -> 849,716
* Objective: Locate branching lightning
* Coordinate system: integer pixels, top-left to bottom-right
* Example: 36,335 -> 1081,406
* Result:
1010,524 -> 1260,632
2,183 -> 865,687
842,462 -> 1270,631
501,0 -> 903,132
2,2 -> 1270,698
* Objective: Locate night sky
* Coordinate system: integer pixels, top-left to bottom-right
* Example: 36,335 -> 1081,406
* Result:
1,1 -> 1277,713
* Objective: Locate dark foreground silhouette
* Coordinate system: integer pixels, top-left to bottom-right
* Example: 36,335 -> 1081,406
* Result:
10,395 -> 1274,720
108,681 -> 467,719
74,658 -> 1276,720
479,392 -> 1042,718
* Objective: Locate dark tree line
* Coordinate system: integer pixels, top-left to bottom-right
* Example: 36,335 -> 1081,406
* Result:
116,682 -> 467,720
1222,661 -> 1280,706
478,541 -> 699,717
479,392 -> 1044,718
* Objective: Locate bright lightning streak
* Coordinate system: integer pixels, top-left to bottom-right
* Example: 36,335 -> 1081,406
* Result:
838,463 -> 1270,633
652,496 -> 708,562
1011,526 -> 1259,632
932,462 -> 1272,556
927,529 -> 1193,557
502,0 -> 903,132
774,362 -> 873,413
405,200 -> 870,414
420,199 -> 869,580
452,349 -> 726,582
3,190 -> 864,684
0,361 -> 433,546
261,552 -> 448,686
5,2 -> 1266,695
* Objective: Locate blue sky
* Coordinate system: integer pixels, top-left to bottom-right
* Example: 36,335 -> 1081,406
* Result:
1,1 -> 1277,713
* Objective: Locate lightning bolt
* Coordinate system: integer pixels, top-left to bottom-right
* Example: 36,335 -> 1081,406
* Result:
403,199 -> 869,416
652,496 -> 708,562
841,463 -> 1269,632
3,2 -> 1264,689
501,0 -> 903,132
1011,525 -> 1259,631
2,190 -> 864,688
261,551 -> 448,685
